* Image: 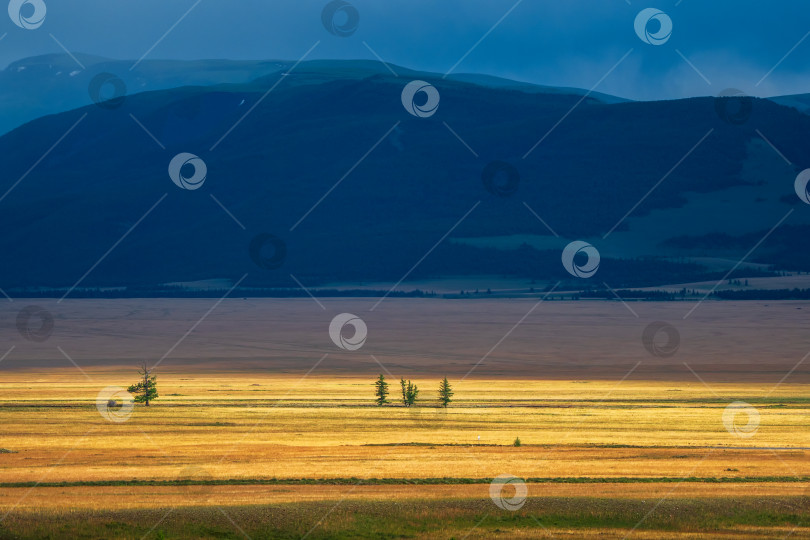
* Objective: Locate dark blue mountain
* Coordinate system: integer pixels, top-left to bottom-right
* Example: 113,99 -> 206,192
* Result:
1,60 -> 809,293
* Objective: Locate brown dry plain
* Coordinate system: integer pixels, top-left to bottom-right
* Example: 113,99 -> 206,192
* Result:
1,299 -> 810,538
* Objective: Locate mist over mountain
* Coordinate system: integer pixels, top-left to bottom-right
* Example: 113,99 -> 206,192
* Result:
1,58 -> 809,294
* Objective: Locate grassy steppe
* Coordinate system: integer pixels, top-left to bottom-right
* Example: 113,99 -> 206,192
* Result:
0,373 -> 808,538
2,497 -> 809,539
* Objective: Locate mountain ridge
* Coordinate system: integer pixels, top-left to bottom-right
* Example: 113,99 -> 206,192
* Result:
1,60 -> 809,293
0,54 -> 630,137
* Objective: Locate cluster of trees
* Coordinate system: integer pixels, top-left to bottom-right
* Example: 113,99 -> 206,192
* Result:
124,367 -> 457,410
374,374 -> 453,407
715,288 -> 810,300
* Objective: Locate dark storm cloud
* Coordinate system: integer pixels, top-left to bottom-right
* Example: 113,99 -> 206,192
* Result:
1,0 -> 808,100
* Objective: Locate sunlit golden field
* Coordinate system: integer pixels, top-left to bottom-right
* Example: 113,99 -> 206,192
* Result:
2,300 -> 810,537
2,374 -> 810,484
1,371 -> 810,537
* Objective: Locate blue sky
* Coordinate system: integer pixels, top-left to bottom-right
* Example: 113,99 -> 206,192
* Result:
2,0 -> 808,100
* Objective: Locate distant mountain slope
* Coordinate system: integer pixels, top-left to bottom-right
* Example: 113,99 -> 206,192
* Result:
442,73 -> 628,104
769,94 -> 810,115
0,55 -> 626,136
0,54 -> 298,136
1,62 -> 809,292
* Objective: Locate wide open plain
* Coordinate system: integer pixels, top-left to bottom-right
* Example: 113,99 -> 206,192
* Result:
1,299 -> 809,538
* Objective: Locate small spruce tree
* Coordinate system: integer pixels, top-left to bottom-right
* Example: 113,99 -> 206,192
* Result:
374,374 -> 389,406
407,380 -> 419,406
438,377 -> 453,408
127,362 -> 158,406
400,378 -> 419,407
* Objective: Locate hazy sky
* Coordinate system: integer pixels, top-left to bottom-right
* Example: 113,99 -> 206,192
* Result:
2,0 -> 808,100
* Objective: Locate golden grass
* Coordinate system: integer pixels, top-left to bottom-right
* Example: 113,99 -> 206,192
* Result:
1,373 -> 808,486
0,371 -> 808,538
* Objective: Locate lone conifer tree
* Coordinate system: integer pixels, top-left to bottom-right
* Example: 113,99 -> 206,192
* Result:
438,377 -> 453,407
374,374 -> 389,406
399,378 -> 419,407
127,362 -> 158,406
